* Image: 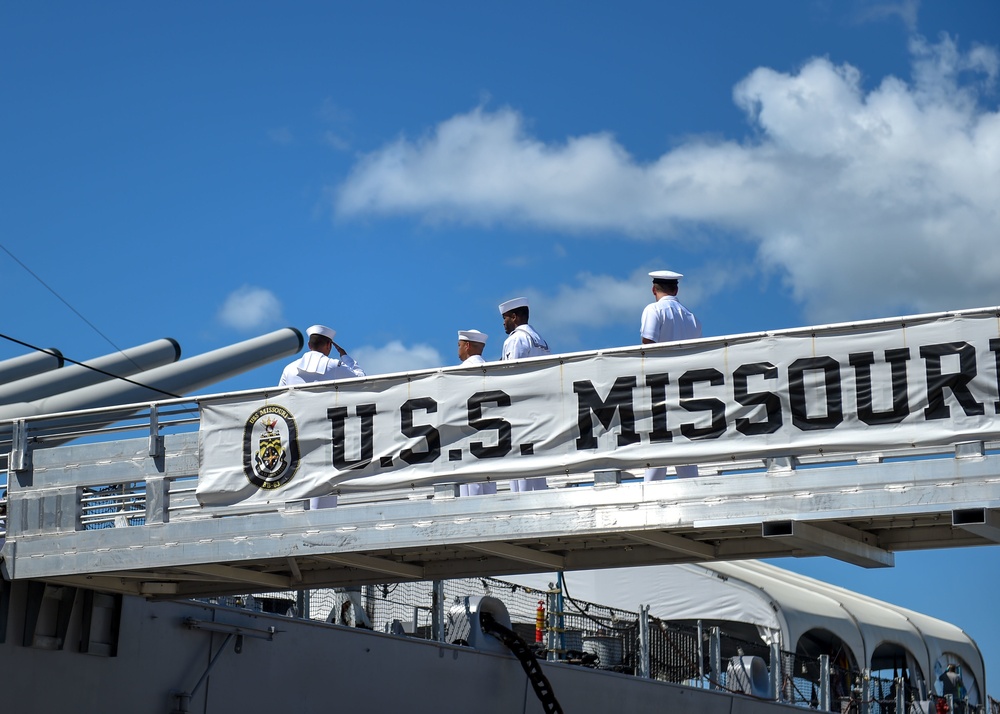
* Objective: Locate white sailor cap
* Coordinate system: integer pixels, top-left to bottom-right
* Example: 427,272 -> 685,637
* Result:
458,329 -> 488,344
649,270 -> 683,280
306,324 -> 336,340
498,297 -> 529,315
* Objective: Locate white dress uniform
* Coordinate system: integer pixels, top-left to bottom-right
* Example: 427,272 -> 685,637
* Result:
279,351 -> 366,386
498,301 -> 551,491
457,330 -> 495,495
501,325 -> 550,360
641,274 -> 701,481
279,324 -> 366,510
640,296 -> 702,343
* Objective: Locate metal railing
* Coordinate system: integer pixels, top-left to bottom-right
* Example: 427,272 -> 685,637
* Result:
4,393 -> 996,533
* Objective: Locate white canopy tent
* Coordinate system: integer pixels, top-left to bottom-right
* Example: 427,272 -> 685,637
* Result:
510,560 -> 985,704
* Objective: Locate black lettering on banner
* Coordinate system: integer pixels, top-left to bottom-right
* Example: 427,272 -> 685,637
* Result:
990,339 -> 1000,415
574,377 -> 640,450
678,368 -> 727,440
400,397 -> 441,465
733,362 -> 782,436
920,342 -> 984,420
468,390 -> 512,459
850,349 -> 911,425
327,404 -> 376,470
788,356 -> 843,431
646,373 -> 673,443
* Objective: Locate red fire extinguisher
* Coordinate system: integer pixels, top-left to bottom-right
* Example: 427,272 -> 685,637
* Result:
535,600 -> 545,643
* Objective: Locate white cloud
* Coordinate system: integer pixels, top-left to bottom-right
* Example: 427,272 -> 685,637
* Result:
522,268 -> 654,340
353,341 -> 445,375
336,107 -> 660,235
335,35 -> 1000,323
218,286 -> 283,331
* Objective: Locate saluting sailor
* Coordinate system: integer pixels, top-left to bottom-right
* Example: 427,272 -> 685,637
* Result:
498,297 -> 550,360
457,329 -> 488,365
498,297 -> 550,492
640,270 -> 702,481
278,324 -> 366,386
278,324 -> 365,511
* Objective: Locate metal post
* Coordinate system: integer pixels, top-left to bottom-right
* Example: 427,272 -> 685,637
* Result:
431,580 -> 445,642
145,478 -> 168,525
861,669 -> 871,714
770,641 -> 782,701
697,620 -> 705,686
895,676 -> 905,714
819,654 -> 831,711
148,404 -> 164,458
545,587 -> 558,661
709,626 -> 722,691
638,604 -> 650,678
10,419 -> 29,473
555,573 -> 565,660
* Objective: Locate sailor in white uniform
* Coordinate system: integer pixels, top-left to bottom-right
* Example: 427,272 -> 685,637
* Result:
278,324 -> 366,386
640,271 -> 701,481
458,329 -> 488,366
456,329 -> 496,496
498,297 -> 549,492
640,271 -> 702,344
279,324 -> 365,510
499,297 -> 550,360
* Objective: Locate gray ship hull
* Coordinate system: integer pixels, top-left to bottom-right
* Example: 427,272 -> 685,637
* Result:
1,584 -> 796,714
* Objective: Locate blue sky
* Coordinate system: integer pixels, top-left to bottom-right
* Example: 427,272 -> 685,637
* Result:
2,0 -> 998,695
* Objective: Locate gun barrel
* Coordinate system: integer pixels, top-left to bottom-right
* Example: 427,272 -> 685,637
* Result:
0,349 -> 64,384
0,328 -> 302,421
0,339 -> 180,405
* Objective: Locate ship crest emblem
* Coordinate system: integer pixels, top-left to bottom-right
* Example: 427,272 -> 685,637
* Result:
243,405 -> 300,490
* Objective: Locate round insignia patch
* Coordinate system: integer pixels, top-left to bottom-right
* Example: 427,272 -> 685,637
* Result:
243,405 -> 300,490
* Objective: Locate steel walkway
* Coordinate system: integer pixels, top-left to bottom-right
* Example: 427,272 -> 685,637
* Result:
1,404 -> 998,599
3,306 -> 1000,598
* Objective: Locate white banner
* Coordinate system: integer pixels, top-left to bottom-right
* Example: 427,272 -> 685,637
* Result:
197,309 -> 1000,506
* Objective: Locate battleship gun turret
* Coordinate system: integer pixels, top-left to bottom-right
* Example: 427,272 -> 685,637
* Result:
0,338 -> 180,406
0,327 -> 303,422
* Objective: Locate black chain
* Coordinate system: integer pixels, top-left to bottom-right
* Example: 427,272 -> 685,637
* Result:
480,612 -> 564,714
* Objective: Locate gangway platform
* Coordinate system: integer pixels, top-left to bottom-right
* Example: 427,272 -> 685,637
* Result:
2,307 -> 1000,599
